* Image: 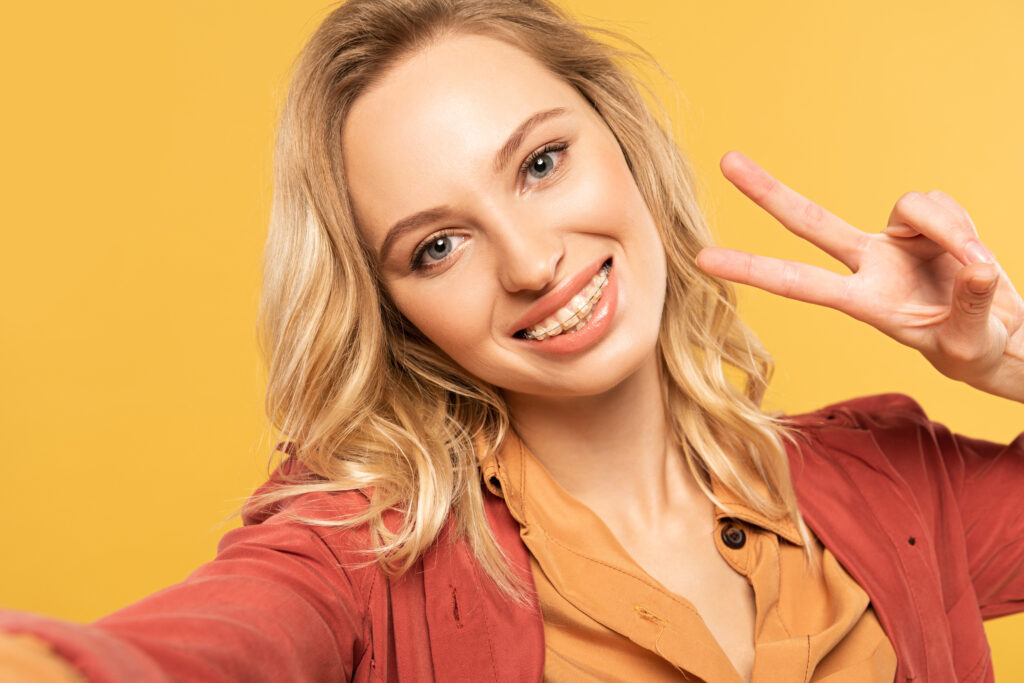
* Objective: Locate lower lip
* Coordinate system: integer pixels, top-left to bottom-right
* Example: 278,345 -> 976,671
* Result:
517,264 -> 618,355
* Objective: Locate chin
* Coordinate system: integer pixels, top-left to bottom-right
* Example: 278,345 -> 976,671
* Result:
500,335 -> 659,399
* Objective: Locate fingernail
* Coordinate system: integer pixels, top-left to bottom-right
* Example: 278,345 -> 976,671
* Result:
967,273 -> 998,295
965,240 -> 996,265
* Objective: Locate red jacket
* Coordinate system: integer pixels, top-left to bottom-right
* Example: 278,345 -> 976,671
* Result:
2,394 -> 1022,682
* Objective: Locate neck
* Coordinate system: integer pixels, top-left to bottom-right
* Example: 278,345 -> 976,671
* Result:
503,351 -> 692,523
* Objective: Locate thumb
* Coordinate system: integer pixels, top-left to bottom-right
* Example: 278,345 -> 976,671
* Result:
945,262 -> 1000,356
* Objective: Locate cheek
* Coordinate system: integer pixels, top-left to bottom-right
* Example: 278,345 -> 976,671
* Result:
592,146 -> 668,319
591,146 -> 666,274
573,136 -> 659,244
390,278 -> 496,365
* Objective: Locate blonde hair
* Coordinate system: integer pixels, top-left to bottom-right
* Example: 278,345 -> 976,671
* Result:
252,0 -> 810,598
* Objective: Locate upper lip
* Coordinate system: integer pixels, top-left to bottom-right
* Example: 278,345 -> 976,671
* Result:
509,255 -> 611,336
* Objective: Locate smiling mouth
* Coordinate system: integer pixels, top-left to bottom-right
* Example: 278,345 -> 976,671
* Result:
514,259 -> 612,340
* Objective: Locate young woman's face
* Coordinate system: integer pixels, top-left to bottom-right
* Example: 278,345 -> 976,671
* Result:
344,34 -> 667,398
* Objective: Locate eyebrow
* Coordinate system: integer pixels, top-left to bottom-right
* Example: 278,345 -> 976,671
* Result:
492,106 -> 568,173
378,205 -> 454,264
377,106 -> 570,263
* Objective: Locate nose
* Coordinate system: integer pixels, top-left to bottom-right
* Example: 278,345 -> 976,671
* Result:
489,202 -> 565,294
494,215 -> 564,293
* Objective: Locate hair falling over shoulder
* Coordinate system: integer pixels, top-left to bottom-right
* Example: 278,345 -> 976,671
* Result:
248,0 -> 812,601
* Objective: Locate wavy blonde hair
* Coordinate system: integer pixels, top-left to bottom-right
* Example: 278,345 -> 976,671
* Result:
251,0 -> 810,598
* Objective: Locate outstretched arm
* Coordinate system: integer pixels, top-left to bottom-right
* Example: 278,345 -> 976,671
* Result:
0,497 -> 369,682
697,151 -> 1024,403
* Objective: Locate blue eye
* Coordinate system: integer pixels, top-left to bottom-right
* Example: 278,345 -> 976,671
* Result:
412,232 -> 466,271
522,143 -> 567,184
425,236 -> 455,260
527,151 -> 557,179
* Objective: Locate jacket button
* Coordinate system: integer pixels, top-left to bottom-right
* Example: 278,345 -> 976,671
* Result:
721,522 -> 746,549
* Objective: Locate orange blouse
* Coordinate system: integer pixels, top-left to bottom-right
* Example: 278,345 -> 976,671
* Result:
480,434 -> 897,682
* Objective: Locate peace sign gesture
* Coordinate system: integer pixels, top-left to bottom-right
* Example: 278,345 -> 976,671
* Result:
697,151 -> 1024,403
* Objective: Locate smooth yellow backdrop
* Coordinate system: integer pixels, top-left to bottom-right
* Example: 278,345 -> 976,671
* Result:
2,0 -> 1022,677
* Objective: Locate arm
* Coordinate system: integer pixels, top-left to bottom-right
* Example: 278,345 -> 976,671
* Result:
939,423 -> 1024,617
0,493 -> 373,682
0,632 -> 87,682
849,394 -> 1024,618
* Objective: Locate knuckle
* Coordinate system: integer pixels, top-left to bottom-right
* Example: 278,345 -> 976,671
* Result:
952,220 -> 976,243
780,262 -> 799,298
893,191 -> 923,215
956,293 -> 991,317
927,189 -> 973,233
740,252 -> 755,283
751,176 -> 778,202
947,216 -> 970,237
801,200 -> 825,228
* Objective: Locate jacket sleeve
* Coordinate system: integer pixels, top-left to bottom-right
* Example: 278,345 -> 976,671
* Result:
0,493 -> 375,682
831,393 -> 1024,620
936,417 -> 1024,618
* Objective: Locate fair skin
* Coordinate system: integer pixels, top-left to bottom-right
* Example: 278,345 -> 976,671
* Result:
343,33 -> 1024,682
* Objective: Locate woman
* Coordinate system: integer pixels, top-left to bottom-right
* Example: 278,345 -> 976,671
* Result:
2,0 -> 1022,680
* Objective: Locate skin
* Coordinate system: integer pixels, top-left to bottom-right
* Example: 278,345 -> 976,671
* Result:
700,152 -> 1024,404
345,36 -> 666,400
343,32 -> 1024,682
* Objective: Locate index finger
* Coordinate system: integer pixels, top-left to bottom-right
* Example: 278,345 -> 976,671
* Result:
720,151 -> 868,272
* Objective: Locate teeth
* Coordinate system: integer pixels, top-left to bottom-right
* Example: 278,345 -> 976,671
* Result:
522,262 -> 610,341
554,307 -> 575,326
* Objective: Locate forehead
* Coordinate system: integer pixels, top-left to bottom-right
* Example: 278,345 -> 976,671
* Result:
342,33 -> 588,243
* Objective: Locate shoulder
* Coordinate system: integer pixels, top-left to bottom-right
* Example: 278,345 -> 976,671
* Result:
781,392 -> 947,466
780,392 -> 958,498
243,457 -> 372,529
220,457 -> 388,600
778,393 -> 1024,531
241,455 -> 373,525
783,392 -> 930,431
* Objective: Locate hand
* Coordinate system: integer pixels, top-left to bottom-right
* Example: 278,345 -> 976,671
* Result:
697,151 -> 1024,403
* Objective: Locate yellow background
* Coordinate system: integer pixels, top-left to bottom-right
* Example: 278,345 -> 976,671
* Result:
2,0 -> 1022,677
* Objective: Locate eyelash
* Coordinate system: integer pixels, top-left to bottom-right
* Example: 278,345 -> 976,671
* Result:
409,140 -> 570,273
519,142 -> 569,185
410,228 -> 461,272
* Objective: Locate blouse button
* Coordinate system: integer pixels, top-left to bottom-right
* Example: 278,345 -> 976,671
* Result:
721,522 -> 746,549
